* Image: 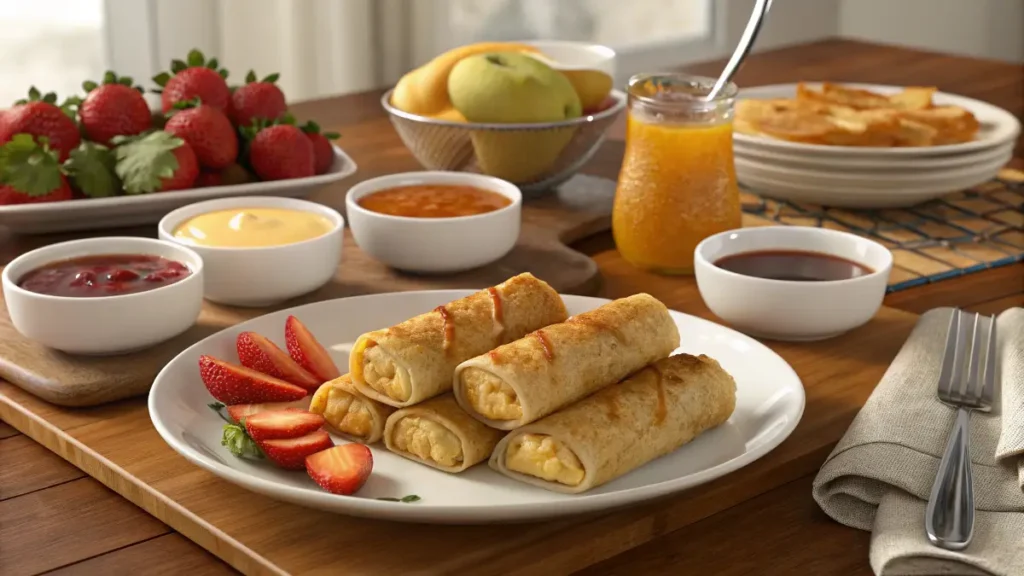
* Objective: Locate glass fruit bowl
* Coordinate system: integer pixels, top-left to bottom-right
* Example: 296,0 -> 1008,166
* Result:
381,89 -> 626,191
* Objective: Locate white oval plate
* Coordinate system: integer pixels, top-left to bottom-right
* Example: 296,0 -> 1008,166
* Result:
734,139 -> 1015,171
734,83 -> 1021,157
149,291 -> 805,524
0,146 -> 356,234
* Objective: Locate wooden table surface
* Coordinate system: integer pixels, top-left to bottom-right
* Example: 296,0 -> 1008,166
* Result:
1,38 -> 1021,575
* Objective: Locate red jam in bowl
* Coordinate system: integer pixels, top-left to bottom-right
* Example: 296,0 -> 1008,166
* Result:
17,254 -> 192,298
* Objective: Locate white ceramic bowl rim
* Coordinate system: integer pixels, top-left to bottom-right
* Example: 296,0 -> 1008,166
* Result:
519,39 -> 617,70
381,88 -> 627,129
1,236 -> 204,304
157,196 -> 345,253
346,171 -> 523,224
694,226 -> 893,286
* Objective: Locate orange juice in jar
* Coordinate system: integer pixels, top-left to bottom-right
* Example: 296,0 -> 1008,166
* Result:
613,73 -> 741,274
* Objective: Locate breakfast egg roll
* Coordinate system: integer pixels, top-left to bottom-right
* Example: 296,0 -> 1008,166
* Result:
350,273 -> 567,408
383,394 -> 503,473
490,353 -> 737,493
309,374 -> 395,444
452,293 -> 680,430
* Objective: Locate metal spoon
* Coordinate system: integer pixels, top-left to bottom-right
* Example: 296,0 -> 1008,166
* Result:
706,0 -> 774,101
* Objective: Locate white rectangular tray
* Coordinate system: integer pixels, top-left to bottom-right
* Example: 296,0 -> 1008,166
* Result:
0,146 -> 357,234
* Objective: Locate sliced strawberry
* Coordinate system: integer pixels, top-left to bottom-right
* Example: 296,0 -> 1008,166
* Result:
284,316 -> 340,382
236,331 -> 320,390
243,408 -> 325,441
305,443 -> 373,495
258,429 -> 333,470
198,355 -> 307,405
226,397 -> 311,423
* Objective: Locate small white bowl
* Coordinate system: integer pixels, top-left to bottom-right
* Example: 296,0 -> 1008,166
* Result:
159,196 -> 343,307
2,237 -> 204,355
346,171 -> 522,273
694,226 -> 893,341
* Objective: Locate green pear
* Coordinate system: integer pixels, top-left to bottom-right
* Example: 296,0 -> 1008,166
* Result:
448,52 -> 582,123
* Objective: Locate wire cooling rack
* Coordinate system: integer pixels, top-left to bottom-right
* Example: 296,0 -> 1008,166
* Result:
740,168 -> 1023,292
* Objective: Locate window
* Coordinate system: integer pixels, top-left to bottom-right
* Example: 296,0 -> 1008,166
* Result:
0,0 -> 106,106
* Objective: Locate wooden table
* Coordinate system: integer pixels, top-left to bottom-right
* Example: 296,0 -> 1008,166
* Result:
1,38 -> 1021,575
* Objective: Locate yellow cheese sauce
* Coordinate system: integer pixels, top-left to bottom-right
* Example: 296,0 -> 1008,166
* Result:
173,208 -> 334,248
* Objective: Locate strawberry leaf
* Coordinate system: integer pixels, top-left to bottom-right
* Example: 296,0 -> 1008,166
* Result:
65,142 -> 120,198
0,134 -> 64,196
221,423 -> 263,459
171,59 -> 188,74
207,57 -> 219,70
245,70 -> 257,84
82,80 -> 98,92
152,72 -> 171,87
187,49 -> 205,67
113,131 -> 184,194
262,73 -> 280,83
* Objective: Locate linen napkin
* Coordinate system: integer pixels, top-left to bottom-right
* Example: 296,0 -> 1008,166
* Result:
813,307 -> 1024,576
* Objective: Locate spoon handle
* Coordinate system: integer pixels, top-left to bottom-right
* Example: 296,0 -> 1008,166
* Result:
706,0 -> 773,101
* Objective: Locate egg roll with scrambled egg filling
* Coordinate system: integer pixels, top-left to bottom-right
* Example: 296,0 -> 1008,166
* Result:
309,374 -> 395,444
453,293 -> 679,430
383,394 -> 503,473
489,354 -> 736,493
350,273 -> 567,408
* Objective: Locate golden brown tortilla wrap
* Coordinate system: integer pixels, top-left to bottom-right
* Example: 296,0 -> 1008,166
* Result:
489,354 -> 737,493
350,273 -> 567,408
309,375 -> 395,444
383,394 -> 504,473
453,293 -> 680,430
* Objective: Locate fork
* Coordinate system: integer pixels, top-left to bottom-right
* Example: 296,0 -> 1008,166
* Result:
925,309 -> 997,550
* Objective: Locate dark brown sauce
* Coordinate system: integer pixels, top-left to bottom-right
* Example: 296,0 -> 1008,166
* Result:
487,350 -> 506,365
567,314 -> 626,344
714,249 -> 873,282
532,330 -> 554,361
435,306 -> 453,352
651,365 -> 667,425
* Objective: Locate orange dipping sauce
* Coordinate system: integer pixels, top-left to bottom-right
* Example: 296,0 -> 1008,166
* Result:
357,185 -> 512,218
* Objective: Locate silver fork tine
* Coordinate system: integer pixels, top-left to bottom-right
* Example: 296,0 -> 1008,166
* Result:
964,312 -> 983,405
938,309 -> 961,401
980,315 -> 997,411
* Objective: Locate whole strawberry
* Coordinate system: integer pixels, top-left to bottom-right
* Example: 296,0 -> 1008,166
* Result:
0,88 -> 81,162
300,121 -> 340,174
78,72 -> 151,146
164,99 -> 238,170
247,124 -> 315,181
230,70 -> 287,127
152,49 -> 230,113
0,135 -> 73,205
113,131 -> 199,193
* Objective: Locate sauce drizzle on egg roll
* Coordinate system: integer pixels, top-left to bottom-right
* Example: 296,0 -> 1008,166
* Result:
349,273 -> 567,408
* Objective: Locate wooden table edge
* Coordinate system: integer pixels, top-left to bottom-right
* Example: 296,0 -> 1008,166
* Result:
0,396 -> 285,576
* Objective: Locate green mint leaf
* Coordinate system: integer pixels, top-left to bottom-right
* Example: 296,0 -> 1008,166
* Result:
0,134 -> 63,196
171,59 -> 187,74
152,72 -> 171,87
187,49 -> 205,67
400,494 -> 421,503
245,70 -> 257,84
263,73 -> 279,83
221,423 -> 263,459
113,130 -> 183,194
65,142 -> 119,198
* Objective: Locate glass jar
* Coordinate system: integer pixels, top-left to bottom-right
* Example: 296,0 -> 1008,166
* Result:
612,73 -> 742,275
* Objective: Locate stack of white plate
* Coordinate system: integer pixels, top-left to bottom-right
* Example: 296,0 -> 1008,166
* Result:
733,83 -> 1021,209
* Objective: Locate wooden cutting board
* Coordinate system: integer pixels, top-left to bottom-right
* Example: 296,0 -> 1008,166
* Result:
0,175 -> 617,407
0,293 -> 921,575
